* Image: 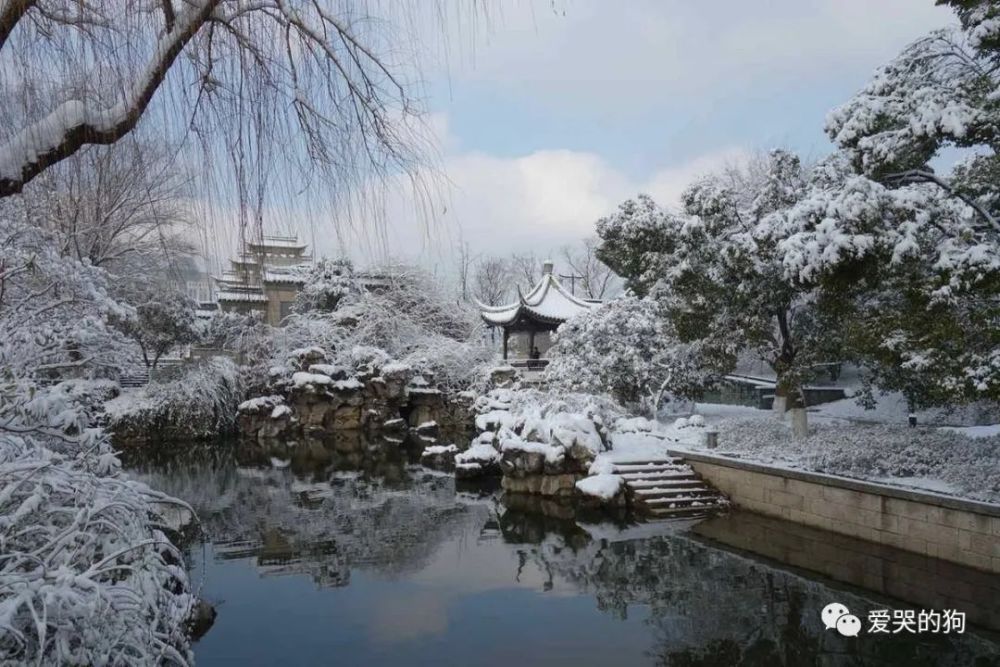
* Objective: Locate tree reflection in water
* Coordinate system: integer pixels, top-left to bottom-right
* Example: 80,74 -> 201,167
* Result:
126,438 -> 1000,666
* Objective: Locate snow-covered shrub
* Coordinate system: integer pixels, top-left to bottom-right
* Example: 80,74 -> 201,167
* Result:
401,339 -> 494,394
292,258 -> 359,313
104,357 -> 243,440
482,387 -> 623,458
506,388 -> 625,436
712,419 -> 1000,503
198,310 -> 270,355
273,263 -> 491,394
327,264 -> 480,354
0,380 -> 194,664
546,295 -> 711,416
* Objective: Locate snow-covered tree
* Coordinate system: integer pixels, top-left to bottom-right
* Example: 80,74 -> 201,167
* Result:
293,258 -> 359,314
546,295 -> 714,417
508,251 -> 545,292
279,263 -> 491,392
769,2 -> 1000,406
112,290 -> 199,369
0,0 -> 439,204
0,210 -> 131,380
198,310 -> 268,352
595,195 -> 678,297
0,378 -> 195,664
597,151 -> 844,425
13,138 -> 192,268
0,235 -> 196,660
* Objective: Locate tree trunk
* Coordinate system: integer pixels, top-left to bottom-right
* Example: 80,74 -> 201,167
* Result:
782,380 -> 808,439
773,310 -> 797,420
650,371 -> 674,420
790,405 -> 809,439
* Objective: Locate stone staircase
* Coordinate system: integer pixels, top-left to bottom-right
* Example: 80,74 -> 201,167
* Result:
611,457 -> 728,520
119,369 -> 150,388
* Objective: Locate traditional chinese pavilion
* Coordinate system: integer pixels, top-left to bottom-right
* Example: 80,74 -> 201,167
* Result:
477,261 -> 598,366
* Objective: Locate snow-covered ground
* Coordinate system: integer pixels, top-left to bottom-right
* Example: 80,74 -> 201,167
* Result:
673,403 -> 1000,505
810,391 -> 1000,427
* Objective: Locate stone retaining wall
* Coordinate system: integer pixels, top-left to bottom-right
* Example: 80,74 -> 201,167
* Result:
693,510 -> 1000,631
669,449 -> 1000,574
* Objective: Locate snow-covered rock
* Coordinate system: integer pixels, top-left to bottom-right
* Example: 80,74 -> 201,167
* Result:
455,443 -> 502,479
420,444 -> 460,471
576,474 -> 624,501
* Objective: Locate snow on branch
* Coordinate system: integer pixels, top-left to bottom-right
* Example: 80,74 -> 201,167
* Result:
0,379 -> 195,664
0,0 -> 433,207
0,0 -> 221,197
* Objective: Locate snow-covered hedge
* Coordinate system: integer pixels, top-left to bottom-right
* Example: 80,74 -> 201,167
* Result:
104,357 -> 243,441
712,419 -> 1000,503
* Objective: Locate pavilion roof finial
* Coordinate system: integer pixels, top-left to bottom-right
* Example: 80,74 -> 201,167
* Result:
542,259 -> 554,275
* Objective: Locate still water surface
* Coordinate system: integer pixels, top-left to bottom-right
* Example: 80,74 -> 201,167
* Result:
126,439 -> 1000,666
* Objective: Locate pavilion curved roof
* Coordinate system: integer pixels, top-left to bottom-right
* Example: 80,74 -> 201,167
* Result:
476,270 -> 597,326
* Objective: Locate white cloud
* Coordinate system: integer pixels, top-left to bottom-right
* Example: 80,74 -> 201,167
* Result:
315,120 -> 748,266
643,148 -> 750,211
254,2 -> 957,269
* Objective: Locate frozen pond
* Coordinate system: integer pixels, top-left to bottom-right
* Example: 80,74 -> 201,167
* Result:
126,439 -> 1000,666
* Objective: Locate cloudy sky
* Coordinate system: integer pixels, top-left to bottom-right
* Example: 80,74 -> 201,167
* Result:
312,0 -> 955,269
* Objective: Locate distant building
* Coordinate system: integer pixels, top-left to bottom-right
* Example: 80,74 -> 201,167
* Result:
169,254 -> 218,319
476,260 -> 599,368
215,235 -> 312,326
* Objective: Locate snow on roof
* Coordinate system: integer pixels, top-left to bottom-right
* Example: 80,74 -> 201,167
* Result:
248,235 -> 307,250
477,267 -> 597,326
263,266 -> 310,284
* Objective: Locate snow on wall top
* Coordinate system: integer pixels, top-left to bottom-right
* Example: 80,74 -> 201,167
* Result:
216,290 -> 268,303
476,269 -> 597,326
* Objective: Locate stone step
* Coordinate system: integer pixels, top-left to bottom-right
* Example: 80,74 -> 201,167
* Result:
611,460 -> 684,473
610,458 -> 683,467
632,485 -> 711,497
601,456 -> 728,520
625,477 -> 707,491
619,471 -> 701,482
640,494 -> 721,506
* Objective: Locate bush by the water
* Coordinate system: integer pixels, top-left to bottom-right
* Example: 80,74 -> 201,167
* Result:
103,358 -> 243,441
0,380 -> 194,664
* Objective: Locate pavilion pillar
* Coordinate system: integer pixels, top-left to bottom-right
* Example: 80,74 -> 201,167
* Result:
502,328 -> 509,360
528,329 -> 536,357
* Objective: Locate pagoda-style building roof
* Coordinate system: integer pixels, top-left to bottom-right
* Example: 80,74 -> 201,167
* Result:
477,261 -> 597,327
